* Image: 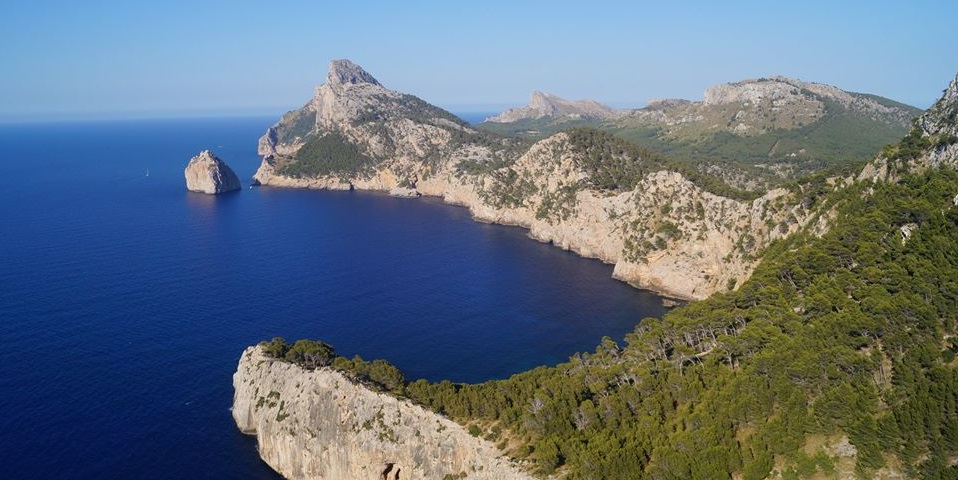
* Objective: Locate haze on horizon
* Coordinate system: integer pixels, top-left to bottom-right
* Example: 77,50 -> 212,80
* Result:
1,0 -> 956,122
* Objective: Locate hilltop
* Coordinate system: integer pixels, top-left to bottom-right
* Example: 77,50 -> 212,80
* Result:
480,76 -> 920,188
486,91 -> 618,123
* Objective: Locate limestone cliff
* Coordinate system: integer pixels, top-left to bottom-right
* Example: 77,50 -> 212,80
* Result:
859,73 -> 958,182
484,91 -> 619,123
232,346 -> 535,480
252,60 -> 814,300
184,150 -> 241,194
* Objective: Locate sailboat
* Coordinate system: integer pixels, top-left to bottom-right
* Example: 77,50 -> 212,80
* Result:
146,169 -> 150,177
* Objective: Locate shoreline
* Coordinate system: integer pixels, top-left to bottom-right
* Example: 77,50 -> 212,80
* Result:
250,180 -> 693,305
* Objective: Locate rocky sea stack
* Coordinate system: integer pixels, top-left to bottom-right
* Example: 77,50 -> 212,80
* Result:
184,150 -> 241,194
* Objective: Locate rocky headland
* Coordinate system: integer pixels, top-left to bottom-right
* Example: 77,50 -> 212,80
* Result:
232,345 -> 535,480
251,59 -> 815,300
184,150 -> 241,194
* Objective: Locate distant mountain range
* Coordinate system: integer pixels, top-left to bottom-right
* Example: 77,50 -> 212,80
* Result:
484,91 -> 619,123
479,77 -> 921,188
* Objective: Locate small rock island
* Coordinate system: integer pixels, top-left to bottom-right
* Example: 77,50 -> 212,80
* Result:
184,150 -> 241,194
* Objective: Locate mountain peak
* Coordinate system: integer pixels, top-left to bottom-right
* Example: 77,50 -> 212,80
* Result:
326,59 -> 380,87
485,91 -> 617,123
918,72 -> 958,138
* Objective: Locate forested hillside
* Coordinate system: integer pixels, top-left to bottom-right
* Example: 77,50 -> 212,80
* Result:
403,164 -> 958,479
269,161 -> 958,479
263,74 -> 958,479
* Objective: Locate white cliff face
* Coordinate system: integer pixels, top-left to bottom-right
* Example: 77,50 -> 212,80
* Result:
184,150 -> 241,194
232,346 -> 535,480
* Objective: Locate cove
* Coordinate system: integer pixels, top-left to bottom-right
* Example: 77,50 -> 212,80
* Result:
0,117 -> 665,478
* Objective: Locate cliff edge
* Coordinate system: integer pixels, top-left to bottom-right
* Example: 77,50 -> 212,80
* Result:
232,345 -> 535,480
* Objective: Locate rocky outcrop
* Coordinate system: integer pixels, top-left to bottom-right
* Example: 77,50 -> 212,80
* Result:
485,91 -> 619,123
232,346 -> 535,480
251,60 -> 815,300
628,76 -> 918,138
918,73 -> 958,138
184,150 -> 241,194
859,73 -> 958,182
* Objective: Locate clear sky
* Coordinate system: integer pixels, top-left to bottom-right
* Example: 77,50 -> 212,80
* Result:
2,0 -> 956,121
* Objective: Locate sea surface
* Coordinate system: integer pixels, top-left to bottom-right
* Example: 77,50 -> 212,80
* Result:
0,116 -> 665,479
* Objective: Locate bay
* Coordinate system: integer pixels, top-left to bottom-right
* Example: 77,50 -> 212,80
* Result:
0,117 -> 664,478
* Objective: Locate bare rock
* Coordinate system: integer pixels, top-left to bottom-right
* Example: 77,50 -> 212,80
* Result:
184,150 -> 241,194
486,91 -> 618,122
232,346 -> 535,480
388,187 -> 421,198
326,58 -> 381,87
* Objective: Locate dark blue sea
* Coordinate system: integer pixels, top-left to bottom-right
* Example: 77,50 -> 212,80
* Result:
0,117 -> 665,479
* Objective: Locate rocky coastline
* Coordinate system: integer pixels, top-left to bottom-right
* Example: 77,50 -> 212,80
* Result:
232,345 -> 536,480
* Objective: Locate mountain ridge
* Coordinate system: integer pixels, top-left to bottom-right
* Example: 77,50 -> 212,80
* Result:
485,91 -> 619,123
479,75 -> 920,188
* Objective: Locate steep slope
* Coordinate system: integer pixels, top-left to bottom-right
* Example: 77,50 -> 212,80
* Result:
403,72 -> 958,479
233,345 -> 535,480
252,60 -> 810,300
184,150 -> 241,194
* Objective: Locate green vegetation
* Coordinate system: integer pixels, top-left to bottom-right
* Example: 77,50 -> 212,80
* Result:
272,107 -> 316,145
390,93 -> 471,129
566,128 -> 760,200
278,131 -> 377,178
259,74 -> 958,479
477,115 -> 601,138
261,337 -> 405,394
401,166 -> 958,479
535,184 -> 580,223
261,337 -> 335,368
881,121 -> 958,162
479,167 -> 538,209
607,97 -> 920,184
272,162 -> 958,478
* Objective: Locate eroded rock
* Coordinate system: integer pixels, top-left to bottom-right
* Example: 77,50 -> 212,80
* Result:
184,150 -> 241,194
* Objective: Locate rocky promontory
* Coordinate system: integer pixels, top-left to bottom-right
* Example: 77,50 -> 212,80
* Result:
184,150 -> 241,194
232,345 -> 535,480
251,60 -> 811,300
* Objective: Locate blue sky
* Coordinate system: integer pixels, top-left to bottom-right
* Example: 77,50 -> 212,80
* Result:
2,0 -> 956,121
